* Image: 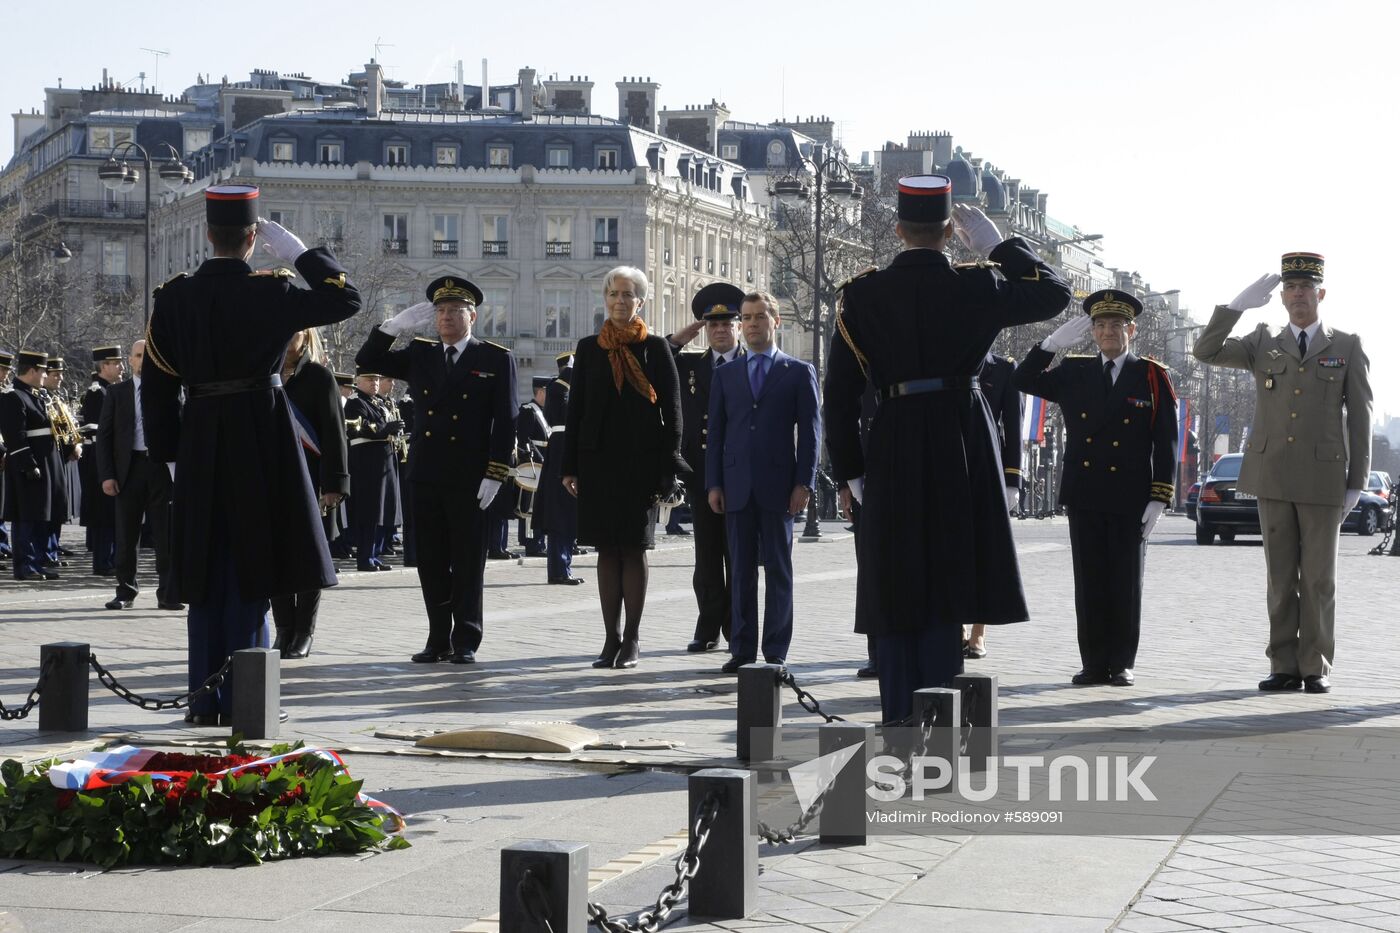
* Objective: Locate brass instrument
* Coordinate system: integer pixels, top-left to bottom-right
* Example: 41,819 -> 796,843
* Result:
381,395 -> 409,463
46,393 -> 83,452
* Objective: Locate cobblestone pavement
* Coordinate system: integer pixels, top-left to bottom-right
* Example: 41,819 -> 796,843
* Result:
1,514 -> 1398,931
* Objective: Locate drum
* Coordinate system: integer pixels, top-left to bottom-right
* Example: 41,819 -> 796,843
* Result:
511,461 -> 543,519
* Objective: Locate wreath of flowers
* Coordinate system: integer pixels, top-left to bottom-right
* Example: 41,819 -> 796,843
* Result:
0,738 -> 409,867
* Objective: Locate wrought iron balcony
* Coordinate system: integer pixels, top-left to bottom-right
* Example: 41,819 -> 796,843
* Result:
746,269 -> 754,283
482,240 -> 509,257
593,241 -> 619,258
706,258 -> 715,273
382,238 -> 408,255
96,273 -> 132,293
432,239 -> 459,257
546,241 -> 572,257
720,262 -> 729,276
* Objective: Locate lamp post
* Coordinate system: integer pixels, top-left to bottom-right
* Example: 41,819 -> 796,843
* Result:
98,141 -> 193,325
771,143 -> 864,539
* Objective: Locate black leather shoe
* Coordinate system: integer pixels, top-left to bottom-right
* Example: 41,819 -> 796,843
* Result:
549,576 -> 585,585
1071,670 -> 1111,686
449,650 -> 476,664
412,648 -> 452,663
1259,673 -> 1304,691
856,662 -> 878,678
687,639 -> 719,653
1110,669 -> 1136,687
666,527 -> 691,536
720,656 -> 754,674
764,655 -> 786,666
183,711 -> 219,727
525,547 -> 548,558
614,640 -> 639,669
284,635 -> 314,659
593,636 -> 622,668
105,597 -> 133,610
1303,674 -> 1331,694
487,549 -> 517,560
158,601 -> 186,611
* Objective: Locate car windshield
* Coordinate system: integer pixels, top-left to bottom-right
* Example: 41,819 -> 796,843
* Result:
1209,457 -> 1243,481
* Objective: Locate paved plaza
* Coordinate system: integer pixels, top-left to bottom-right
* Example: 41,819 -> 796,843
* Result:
2,513 -> 1400,932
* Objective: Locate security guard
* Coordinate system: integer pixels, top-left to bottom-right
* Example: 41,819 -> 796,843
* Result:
824,174 -> 1071,724
0,350 -> 67,580
532,352 -> 581,584
79,345 -> 123,575
1194,254 -> 1372,694
344,369 -> 397,571
141,183 -> 362,725
667,282 -> 746,652
1015,290 -> 1178,686
356,275 -> 518,663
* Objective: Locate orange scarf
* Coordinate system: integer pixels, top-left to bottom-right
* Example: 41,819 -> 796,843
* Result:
596,316 -> 657,404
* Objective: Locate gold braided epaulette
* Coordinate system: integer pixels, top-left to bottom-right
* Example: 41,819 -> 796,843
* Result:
954,260 -> 1001,270
249,268 -> 295,278
153,272 -> 188,294
836,266 -> 877,290
480,339 -> 511,353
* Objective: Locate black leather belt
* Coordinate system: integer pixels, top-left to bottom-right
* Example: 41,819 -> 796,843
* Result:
875,376 -> 980,403
187,374 -> 282,399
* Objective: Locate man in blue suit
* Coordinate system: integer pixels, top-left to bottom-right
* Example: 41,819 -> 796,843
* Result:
707,291 -> 820,673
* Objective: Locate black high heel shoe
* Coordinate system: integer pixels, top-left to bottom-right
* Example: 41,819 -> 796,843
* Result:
592,634 -> 622,669
613,639 -> 639,669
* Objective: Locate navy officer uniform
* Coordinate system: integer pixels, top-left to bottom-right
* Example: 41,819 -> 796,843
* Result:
532,353 -> 581,583
356,275 -> 518,662
823,174 -> 1072,724
344,369 -> 398,571
141,184 -> 363,724
1015,290 -> 1178,686
79,346 -> 121,575
0,350 -> 67,580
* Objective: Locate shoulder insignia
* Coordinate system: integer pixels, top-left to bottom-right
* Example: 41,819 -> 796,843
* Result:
954,260 -> 1001,270
323,272 -> 346,288
412,337 -> 441,345
481,339 -> 511,353
143,316 -> 180,379
834,311 -> 869,381
1020,267 -> 1042,282
554,378 -> 570,389
249,267 -> 296,278
837,266 -> 878,290
154,272 -> 188,293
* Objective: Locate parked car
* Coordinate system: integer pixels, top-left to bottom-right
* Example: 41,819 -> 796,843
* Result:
1196,453 -> 1393,543
1367,470 -> 1393,502
1185,482 -> 1201,521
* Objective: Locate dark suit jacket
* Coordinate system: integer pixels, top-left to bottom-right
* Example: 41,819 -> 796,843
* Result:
706,348 -> 820,513
97,378 -> 140,489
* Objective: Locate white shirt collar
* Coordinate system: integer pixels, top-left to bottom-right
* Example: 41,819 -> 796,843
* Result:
445,336 -> 470,356
1288,320 -> 1322,342
1099,350 -> 1128,369
713,347 -> 738,365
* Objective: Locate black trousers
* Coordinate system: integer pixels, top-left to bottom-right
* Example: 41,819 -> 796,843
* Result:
690,487 -> 732,644
113,452 -> 173,604
413,479 -> 487,653
1066,506 -> 1144,675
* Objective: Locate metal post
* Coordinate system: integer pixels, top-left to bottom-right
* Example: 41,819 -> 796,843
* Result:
953,673 -> 998,772
230,648 -> 279,739
912,687 -> 960,794
142,148 -> 152,327
802,155 -> 825,539
736,663 -> 782,762
688,768 -> 756,919
39,642 -> 89,732
500,840 -> 589,933
818,721 -> 873,846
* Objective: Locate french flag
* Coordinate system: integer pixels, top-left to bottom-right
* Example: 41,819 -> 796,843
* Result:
1021,394 -> 1047,444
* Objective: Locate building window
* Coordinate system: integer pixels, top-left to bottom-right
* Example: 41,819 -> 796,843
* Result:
487,144 -> 512,167
316,209 -> 345,249
721,143 -> 739,160
479,287 -> 510,337
594,217 -> 619,258
593,306 -> 605,333
267,209 -> 296,229
482,214 -> 508,256
383,213 -> 408,254
89,126 -> 133,153
318,141 -> 343,163
544,288 -> 573,339
595,147 -> 620,169
271,140 -> 296,162
385,143 -> 409,166
766,139 -> 787,167
183,128 -> 212,155
101,240 -> 127,275
432,213 -> 459,256
546,146 -> 572,168
545,215 -> 572,257
435,145 -> 458,166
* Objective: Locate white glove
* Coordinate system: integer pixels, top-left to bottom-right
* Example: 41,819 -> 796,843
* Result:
478,478 -> 502,511
952,204 -> 1002,257
847,477 -> 864,505
1041,315 -> 1093,353
1005,486 -> 1019,513
1141,501 -> 1166,540
1342,488 -> 1362,516
1227,273 -> 1281,312
381,301 -> 436,337
257,218 -> 306,264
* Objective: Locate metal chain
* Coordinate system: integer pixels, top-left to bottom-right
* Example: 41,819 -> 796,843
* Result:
777,669 -> 845,723
1370,496 -> 1399,556
898,706 -> 936,784
0,655 -> 56,722
581,791 -> 720,933
757,786 -> 826,845
88,654 -> 231,712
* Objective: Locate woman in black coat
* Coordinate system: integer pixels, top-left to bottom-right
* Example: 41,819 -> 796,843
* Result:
563,266 -> 686,669
270,328 -> 348,658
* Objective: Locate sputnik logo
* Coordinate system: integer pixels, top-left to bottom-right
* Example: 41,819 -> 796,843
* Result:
788,742 -> 865,813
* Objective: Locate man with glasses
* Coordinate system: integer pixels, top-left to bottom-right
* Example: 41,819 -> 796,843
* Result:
1016,290 -> 1178,687
1193,255 -> 1371,694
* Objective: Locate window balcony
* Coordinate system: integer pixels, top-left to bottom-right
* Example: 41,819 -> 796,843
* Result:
382,238 -> 408,255
706,259 -> 715,273
546,241 -> 572,258
593,241 -> 619,258
482,240 -> 509,257
746,269 -> 754,283
692,256 -> 701,271
432,239 -> 459,257
96,273 -> 132,293
720,262 -> 729,276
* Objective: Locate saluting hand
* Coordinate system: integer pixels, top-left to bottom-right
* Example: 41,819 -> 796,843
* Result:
669,319 -> 705,347
952,204 -> 1002,257
257,218 -> 307,263
1227,274 -> 1281,312
1040,315 -> 1092,353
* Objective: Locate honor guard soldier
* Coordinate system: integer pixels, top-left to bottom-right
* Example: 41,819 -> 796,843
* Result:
356,275 -> 518,663
667,282 -> 747,652
824,174 -> 1072,724
80,345 -> 123,575
141,184 -> 362,726
344,369 -> 397,571
0,350 -> 68,579
532,352 -> 582,583
1016,290 -> 1178,686
1194,254 -> 1372,694
328,371 -> 356,559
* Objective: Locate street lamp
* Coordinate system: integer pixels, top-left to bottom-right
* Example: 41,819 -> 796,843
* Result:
771,142 -> 864,539
99,141 -> 194,325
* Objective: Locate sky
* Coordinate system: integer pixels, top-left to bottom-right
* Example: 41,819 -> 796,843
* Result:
4,0 -> 1398,416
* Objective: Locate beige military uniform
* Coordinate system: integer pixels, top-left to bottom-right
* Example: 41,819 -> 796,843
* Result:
1194,306 -> 1372,676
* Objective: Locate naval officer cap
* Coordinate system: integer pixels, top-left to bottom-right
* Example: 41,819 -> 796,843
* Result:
333,371 -> 354,388
426,275 -> 484,308
354,365 -> 381,378
205,184 -> 259,226
531,376 -> 552,391
691,282 -> 745,321
46,356 -> 66,372
1082,289 -> 1143,320
897,174 -> 953,224
1281,251 -> 1324,282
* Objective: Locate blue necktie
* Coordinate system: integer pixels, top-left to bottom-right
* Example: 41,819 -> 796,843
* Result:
749,355 -> 768,398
